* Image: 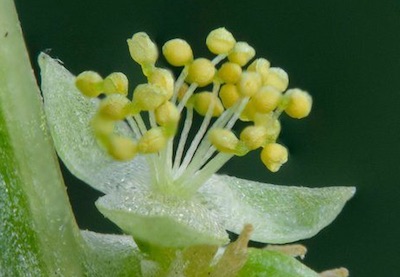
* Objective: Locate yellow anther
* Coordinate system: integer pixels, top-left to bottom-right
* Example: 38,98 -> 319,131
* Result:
155,101 -> 180,136
283,89 -> 312,119
206,27 -> 236,54
98,94 -> 131,121
219,84 -> 240,108
264,67 -> 289,92
177,83 -> 189,102
186,58 -> 216,87
247,58 -> 270,83
132,83 -> 169,111
240,125 -> 268,150
162,38 -> 193,66
193,92 -> 224,117
251,86 -> 282,114
138,127 -> 167,153
217,62 -> 242,84
237,71 -> 262,97
240,100 -> 257,122
91,115 -> 115,144
107,135 -> 138,161
260,143 -> 288,172
253,113 -> 281,141
127,32 -> 158,66
209,128 -> 239,153
75,71 -> 103,98
228,42 -> 256,66
103,72 -> 128,96
148,68 -> 174,100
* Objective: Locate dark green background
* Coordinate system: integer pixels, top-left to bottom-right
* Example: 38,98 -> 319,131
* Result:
16,0 -> 400,275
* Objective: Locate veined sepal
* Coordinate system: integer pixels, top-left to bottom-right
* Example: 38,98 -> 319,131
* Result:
39,53 -> 151,194
95,187 -> 230,248
200,174 -> 355,244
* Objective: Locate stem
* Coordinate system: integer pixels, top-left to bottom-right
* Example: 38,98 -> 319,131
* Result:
0,0 -> 85,275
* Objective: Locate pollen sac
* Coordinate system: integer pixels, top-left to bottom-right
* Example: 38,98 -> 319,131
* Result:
228,42 -> 256,66
240,125 -> 268,150
186,58 -> 216,87
260,143 -> 288,172
75,71 -> 103,98
264,67 -> 289,92
253,113 -> 281,141
240,100 -> 257,122
91,115 -> 115,140
193,92 -> 224,117
251,86 -> 282,114
127,32 -> 158,66
103,72 -> 129,96
217,62 -> 242,84
155,101 -> 180,136
98,94 -> 131,121
107,135 -> 138,161
162,38 -> 193,66
219,84 -> 240,109
148,68 -> 175,100
138,127 -> 167,153
209,128 -> 239,153
206,27 -> 236,54
237,71 -> 262,97
283,89 -> 312,119
247,58 -> 271,83
132,83 -> 169,111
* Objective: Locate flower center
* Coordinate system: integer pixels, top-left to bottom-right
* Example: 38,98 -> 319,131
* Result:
75,27 -> 312,197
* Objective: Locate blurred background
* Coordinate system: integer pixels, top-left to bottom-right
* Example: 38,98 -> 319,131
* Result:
16,0 -> 400,275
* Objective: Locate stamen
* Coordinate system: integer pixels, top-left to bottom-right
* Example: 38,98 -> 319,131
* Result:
175,91 -> 217,178
172,106 -> 193,174
75,27 -> 312,197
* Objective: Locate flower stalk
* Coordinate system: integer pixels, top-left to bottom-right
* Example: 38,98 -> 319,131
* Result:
0,0 -> 84,275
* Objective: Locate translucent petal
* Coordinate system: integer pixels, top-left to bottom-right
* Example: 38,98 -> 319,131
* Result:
238,248 -> 320,277
39,53 -> 150,194
200,174 -> 355,243
95,188 -> 230,248
81,230 -> 143,276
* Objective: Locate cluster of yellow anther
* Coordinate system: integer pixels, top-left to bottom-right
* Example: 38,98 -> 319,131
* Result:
75,27 -> 312,177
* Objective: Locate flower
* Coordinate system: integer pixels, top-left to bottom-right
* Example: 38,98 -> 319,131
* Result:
39,28 -> 355,248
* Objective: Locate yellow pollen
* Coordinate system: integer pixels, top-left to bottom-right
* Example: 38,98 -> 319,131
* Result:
75,71 -> 103,98
186,58 -> 216,87
206,27 -> 236,54
103,72 -> 129,96
162,38 -> 193,66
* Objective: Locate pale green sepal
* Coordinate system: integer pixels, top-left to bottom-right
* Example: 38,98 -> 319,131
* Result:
238,248 -> 319,277
39,53 -> 150,194
81,230 -> 143,277
95,189 -> 230,248
201,174 -> 355,243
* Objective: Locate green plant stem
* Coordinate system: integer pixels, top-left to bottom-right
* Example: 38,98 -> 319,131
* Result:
0,0 -> 85,275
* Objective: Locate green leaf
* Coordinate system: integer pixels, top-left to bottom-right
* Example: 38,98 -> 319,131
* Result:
0,1 -> 84,275
238,248 -> 320,277
39,53 -> 151,194
96,189 -> 230,248
201,174 -> 355,243
82,230 -> 143,277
